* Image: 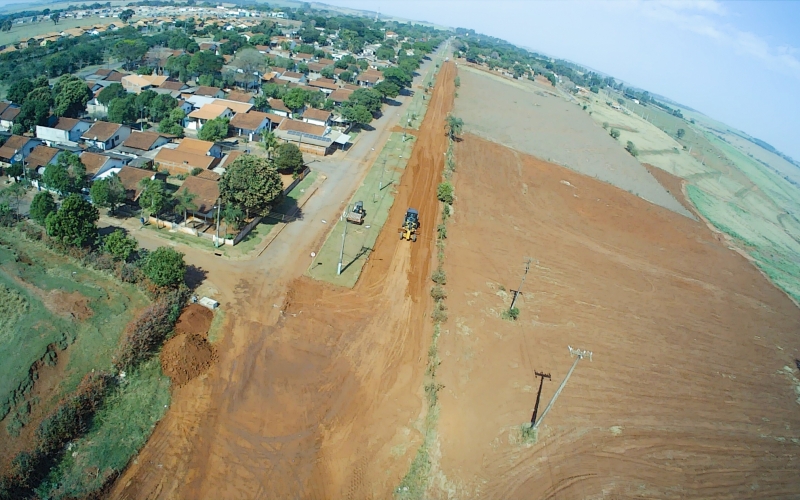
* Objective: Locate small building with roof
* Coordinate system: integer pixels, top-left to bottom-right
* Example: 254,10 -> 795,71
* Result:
274,119 -> 349,156
81,121 -> 131,150
36,117 -> 92,147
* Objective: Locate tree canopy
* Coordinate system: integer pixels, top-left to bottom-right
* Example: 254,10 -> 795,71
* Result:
104,229 -> 138,261
97,83 -> 128,106
219,154 -> 283,218
90,174 -> 126,214
274,143 -> 305,174
142,247 -> 186,288
30,191 -> 56,225
197,117 -> 229,142
53,75 -> 93,118
45,193 -> 98,247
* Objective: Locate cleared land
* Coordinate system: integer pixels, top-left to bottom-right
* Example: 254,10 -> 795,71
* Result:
108,61 -> 457,500
579,89 -> 800,304
431,133 -> 800,498
454,65 -> 691,217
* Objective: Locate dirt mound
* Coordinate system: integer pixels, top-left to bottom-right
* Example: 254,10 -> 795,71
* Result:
160,334 -> 215,387
173,303 -> 213,337
46,290 -> 92,320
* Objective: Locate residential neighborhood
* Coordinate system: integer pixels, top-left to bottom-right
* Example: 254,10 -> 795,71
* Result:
0,1 -> 444,245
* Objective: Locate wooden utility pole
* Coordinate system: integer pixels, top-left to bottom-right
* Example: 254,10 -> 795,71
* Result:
532,346 -> 592,430
510,258 -> 532,312
531,371 -> 551,425
337,205 -> 349,275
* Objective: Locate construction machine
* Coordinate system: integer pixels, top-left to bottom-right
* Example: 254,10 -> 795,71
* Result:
346,201 -> 366,224
399,208 -> 419,242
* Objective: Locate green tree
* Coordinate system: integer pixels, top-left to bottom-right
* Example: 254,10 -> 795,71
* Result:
342,104 -> 373,126
676,128 -> 685,139
1,20 -> 12,33
6,162 -> 23,180
45,193 -> 98,247
219,154 -> 283,218
114,39 -> 149,70
90,174 -> 126,214
282,87 -> 308,111
108,95 -> 137,124
188,50 -> 223,77
197,117 -> 229,142
158,108 -> 185,137
142,247 -> 186,288
274,143 -> 304,174
148,94 -> 178,122
610,128 -> 621,139
26,86 -> 55,109
97,83 -> 128,106
53,76 -> 93,118
17,100 -> 51,132
119,9 -> 135,23
375,45 -> 395,61
339,70 -> 353,83
320,67 -> 335,79
50,12 -> 60,25
383,66 -> 412,88
348,88 -> 382,114
437,181 -> 454,204
222,203 -> 245,233
173,187 -> 197,222
260,130 -> 279,159
104,229 -> 137,261
626,140 -> 638,157
30,191 -> 57,225
42,163 -> 74,196
445,114 -> 464,140
1,182 -> 26,221
138,178 -> 171,224
7,79 -> 34,104
374,80 -> 400,99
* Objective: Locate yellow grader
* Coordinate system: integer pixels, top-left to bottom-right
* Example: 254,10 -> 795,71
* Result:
399,208 -> 419,242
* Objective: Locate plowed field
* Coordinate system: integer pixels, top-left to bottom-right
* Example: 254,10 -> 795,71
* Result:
109,61 -> 457,499
431,134 -> 800,498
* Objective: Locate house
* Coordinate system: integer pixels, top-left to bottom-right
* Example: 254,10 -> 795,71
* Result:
0,102 -> 20,131
178,175 -> 219,218
213,99 -> 253,114
176,138 -> 222,158
217,150 -> 243,171
121,130 -> 171,152
230,111 -> 271,139
280,71 -> 305,84
187,104 -> 232,131
329,88 -> 354,106
116,166 -> 158,203
154,147 -> 219,174
267,98 -> 292,117
36,117 -> 92,146
302,108 -> 331,127
356,71 -> 383,88
0,135 -> 42,167
293,52 -> 313,62
159,80 -> 187,92
307,78 -> 338,95
82,121 -> 131,150
89,68 -> 126,82
122,74 -> 154,94
225,91 -> 255,104
274,119 -> 349,156
26,145 -> 62,174
194,86 -> 225,98
79,151 -> 128,180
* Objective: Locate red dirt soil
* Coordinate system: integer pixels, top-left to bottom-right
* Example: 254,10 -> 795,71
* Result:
173,303 -> 214,337
109,62 -> 457,500
160,333 -> 215,387
430,134 -> 800,498
643,162 -> 699,217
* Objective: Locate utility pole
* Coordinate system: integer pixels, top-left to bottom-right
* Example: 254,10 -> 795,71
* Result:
531,371 -> 551,425
337,205 -> 349,275
509,258 -> 532,312
532,346 -> 592,430
214,198 -> 221,247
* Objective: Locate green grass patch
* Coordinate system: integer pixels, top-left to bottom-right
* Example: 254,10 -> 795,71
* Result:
0,16 -> 116,46
34,357 -> 171,500
207,307 -> 227,343
307,134 -> 415,287
0,234 -> 148,422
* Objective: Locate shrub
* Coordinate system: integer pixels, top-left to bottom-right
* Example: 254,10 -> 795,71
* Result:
190,167 -> 203,176
626,141 -> 639,157
104,229 -> 138,262
436,182 -> 454,204
431,301 -> 447,323
113,288 -> 186,372
610,128 -> 621,139
437,223 -> 447,240
142,247 -> 186,288
602,122 -> 609,129
431,267 -> 446,285
430,285 -> 447,301
502,307 -> 520,321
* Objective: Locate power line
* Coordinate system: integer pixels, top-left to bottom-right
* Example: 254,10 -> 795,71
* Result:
532,346 -> 593,430
509,257 -> 532,312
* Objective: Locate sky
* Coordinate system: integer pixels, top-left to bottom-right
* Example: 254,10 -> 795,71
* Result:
321,0 -> 800,160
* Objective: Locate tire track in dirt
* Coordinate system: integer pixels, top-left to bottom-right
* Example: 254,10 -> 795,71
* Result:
109,61 -> 456,500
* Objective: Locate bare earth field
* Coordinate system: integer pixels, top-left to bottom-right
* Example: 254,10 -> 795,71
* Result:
454,65 -> 692,218
431,134 -> 800,498
109,61 -> 457,500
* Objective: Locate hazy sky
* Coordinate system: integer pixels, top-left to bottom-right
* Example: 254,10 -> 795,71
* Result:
321,0 -> 800,160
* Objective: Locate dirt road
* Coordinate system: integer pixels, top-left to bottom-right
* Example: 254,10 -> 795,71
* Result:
431,134 -> 800,498
109,61 -> 456,500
